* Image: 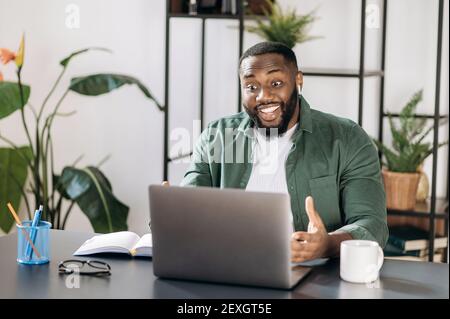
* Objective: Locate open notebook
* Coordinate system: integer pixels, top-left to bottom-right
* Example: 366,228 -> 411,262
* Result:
74,231 -> 152,257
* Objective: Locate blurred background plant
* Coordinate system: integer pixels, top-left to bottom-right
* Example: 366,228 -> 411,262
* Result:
373,89 -> 448,173
245,0 -> 321,49
0,34 -> 163,234
372,89 -> 448,210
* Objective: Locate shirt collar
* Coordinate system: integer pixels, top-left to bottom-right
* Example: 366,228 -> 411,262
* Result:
294,94 -> 313,137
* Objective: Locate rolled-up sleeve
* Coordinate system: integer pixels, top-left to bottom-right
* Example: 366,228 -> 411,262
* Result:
336,124 -> 388,248
180,126 -> 212,187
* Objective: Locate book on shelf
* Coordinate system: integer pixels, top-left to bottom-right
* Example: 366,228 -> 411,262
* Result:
383,242 -> 426,257
387,225 -> 448,251
385,252 -> 443,263
384,243 -> 445,261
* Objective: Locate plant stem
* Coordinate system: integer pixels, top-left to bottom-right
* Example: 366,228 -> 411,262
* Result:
40,129 -> 50,222
97,154 -> 111,168
61,201 -> 75,230
17,69 -> 42,212
72,154 -> 84,167
41,90 -> 69,161
27,103 -> 38,120
55,193 -> 64,229
33,67 -> 67,224
37,67 -> 67,122
48,135 -> 64,228
16,181 -> 32,220
49,135 -> 56,219
16,69 -> 35,156
35,129 -> 43,218
39,89 -> 69,222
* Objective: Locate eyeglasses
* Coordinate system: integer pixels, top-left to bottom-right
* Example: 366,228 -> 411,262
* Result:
58,259 -> 111,276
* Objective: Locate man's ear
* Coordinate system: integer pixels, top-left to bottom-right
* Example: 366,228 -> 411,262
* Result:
296,71 -> 303,92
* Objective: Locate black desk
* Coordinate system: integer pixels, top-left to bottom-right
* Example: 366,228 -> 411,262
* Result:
0,230 -> 448,298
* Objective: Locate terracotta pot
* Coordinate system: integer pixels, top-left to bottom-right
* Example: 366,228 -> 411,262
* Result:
382,170 -> 420,210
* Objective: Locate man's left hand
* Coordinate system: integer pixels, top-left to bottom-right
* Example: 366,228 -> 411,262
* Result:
291,196 -> 331,262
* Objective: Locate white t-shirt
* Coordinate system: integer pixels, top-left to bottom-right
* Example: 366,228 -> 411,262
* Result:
245,124 -> 298,229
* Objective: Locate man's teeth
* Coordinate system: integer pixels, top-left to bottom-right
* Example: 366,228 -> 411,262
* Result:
259,105 -> 280,113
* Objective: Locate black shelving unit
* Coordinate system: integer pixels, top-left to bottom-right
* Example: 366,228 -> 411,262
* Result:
377,0 -> 448,262
162,0 -> 449,262
163,1 -> 245,181
163,0 -> 380,178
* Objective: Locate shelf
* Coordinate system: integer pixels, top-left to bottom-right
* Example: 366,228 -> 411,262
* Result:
168,151 -> 193,163
387,198 -> 449,219
382,113 -> 449,119
168,13 -> 268,20
301,68 -> 384,78
169,13 -> 239,19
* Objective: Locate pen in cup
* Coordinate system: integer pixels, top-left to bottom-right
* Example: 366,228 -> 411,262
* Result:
6,202 -> 41,259
26,205 -> 43,259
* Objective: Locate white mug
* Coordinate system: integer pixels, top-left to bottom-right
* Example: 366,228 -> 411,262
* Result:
340,240 -> 384,283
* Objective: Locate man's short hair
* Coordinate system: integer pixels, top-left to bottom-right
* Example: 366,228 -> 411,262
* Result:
239,42 -> 299,70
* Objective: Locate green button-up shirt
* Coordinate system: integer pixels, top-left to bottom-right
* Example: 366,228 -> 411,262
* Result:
181,96 -> 388,248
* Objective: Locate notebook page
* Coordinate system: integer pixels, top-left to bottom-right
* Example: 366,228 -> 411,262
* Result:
132,233 -> 152,257
74,231 -> 140,255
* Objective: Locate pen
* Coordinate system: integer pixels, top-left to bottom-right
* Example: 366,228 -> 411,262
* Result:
26,205 -> 43,260
6,202 -> 41,258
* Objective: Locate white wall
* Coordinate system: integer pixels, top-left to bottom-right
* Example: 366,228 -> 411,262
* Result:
0,0 -> 448,235
0,0 -> 166,235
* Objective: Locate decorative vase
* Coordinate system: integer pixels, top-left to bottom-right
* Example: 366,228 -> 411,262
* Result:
382,169 -> 420,210
416,166 -> 429,202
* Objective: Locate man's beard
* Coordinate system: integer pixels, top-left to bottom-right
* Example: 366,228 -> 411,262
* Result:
244,86 -> 299,137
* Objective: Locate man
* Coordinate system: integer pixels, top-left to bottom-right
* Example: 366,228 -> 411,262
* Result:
180,42 -> 388,262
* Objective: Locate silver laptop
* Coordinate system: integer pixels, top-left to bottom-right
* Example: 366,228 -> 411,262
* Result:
148,185 -> 312,289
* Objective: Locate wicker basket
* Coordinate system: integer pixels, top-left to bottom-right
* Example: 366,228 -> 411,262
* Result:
382,170 -> 420,210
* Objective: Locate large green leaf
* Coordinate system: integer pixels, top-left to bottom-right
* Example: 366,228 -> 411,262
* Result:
0,82 -> 31,119
53,174 -> 70,200
60,47 -> 111,67
69,73 -> 163,110
0,146 -> 32,233
58,166 -> 128,233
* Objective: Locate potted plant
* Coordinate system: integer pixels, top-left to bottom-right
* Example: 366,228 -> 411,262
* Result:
245,0 -> 320,49
373,90 -> 448,210
0,34 -> 163,234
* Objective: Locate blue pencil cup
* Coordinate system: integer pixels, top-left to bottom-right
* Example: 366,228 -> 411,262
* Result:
17,221 -> 51,265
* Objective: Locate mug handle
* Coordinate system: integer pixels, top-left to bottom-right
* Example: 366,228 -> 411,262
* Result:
364,246 -> 384,283
377,246 -> 384,271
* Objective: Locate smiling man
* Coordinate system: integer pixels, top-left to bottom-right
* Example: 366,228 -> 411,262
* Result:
181,42 -> 388,262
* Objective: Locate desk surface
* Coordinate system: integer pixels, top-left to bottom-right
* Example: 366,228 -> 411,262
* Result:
0,230 -> 448,299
